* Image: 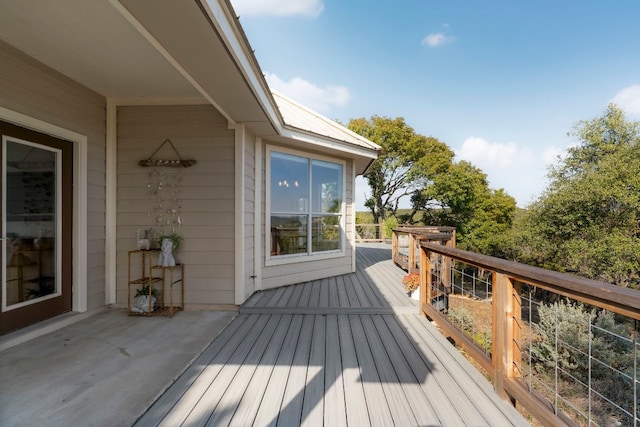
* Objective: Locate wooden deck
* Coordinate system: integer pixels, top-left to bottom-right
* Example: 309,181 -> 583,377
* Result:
135,244 -> 529,427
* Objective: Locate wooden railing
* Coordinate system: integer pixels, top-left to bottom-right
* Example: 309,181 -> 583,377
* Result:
418,241 -> 640,426
391,226 -> 455,273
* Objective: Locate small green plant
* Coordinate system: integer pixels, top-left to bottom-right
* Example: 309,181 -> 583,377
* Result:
134,283 -> 158,298
448,307 -> 475,335
402,272 -> 420,293
156,232 -> 183,251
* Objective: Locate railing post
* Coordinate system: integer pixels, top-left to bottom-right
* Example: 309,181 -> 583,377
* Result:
408,232 -> 415,273
493,272 -> 520,401
512,281 -> 522,379
441,248 -> 451,294
391,229 -> 398,265
447,229 -> 456,248
420,245 -> 431,317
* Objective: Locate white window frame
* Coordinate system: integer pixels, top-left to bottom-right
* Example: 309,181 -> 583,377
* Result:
266,145 -> 346,266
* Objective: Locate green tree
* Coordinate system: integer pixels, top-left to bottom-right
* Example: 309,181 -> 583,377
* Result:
414,161 -> 517,254
348,116 -> 453,223
509,105 -> 640,287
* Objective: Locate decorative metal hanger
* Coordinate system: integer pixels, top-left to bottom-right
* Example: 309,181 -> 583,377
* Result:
138,138 -> 196,168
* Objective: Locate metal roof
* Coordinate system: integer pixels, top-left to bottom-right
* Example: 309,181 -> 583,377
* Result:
273,91 -> 380,152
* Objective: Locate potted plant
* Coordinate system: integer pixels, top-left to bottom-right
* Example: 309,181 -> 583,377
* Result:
155,232 -> 183,251
132,283 -> 158,313
402,272 -> 420,299
156,232 -> 183,267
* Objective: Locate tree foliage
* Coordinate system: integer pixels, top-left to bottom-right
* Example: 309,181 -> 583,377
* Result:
348,116 -> 453,223
350,115 -> 516,254
507,105 -> 640,288
412,160 -> 517,254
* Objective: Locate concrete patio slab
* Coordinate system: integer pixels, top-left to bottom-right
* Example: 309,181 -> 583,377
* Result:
0,307 -> 236,427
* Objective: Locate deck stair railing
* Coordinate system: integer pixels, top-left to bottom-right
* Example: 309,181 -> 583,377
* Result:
418,240 -> 640,427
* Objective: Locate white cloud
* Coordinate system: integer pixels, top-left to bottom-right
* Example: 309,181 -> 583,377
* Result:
456,137 -> 535,169
421,32 -> 454,47
455,137 -> 543,207
230,0 -> 324,17
542,146 -> 563,166
611,85 -> 640,118
265,72 -> 350,113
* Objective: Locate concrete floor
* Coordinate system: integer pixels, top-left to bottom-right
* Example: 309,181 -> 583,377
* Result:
0,307 -> 236,427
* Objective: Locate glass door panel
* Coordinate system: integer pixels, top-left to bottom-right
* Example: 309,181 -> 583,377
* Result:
3,137 -> 60,310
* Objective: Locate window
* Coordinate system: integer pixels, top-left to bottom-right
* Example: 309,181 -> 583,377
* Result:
269,149 -> 344,259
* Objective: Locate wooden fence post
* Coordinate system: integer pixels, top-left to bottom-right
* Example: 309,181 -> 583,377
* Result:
420,246 -> 431,317
408,232 -> 416,273
391,229 -> 398,265
492,272 -> 520,401
441,249 -> 451,294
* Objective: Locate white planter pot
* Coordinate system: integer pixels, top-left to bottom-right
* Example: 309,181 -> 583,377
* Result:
132,295 -> 156,313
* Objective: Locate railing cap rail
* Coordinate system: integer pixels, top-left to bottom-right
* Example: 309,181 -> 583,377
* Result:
393,226 -> 454,233
421,241 -> 640,318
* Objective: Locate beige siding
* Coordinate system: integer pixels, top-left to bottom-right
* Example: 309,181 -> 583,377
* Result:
0,40 -> 107,310
116,105 -> 235,306
260,142 -> 355,289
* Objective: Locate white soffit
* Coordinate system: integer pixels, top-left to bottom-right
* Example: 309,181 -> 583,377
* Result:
0,0 -> 202,100
0,0 -> 378,156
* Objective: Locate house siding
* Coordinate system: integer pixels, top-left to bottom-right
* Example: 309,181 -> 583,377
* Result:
0,40 -> 107,311
243,130 -> 256,300
116,105 -> 236,306
260,141 -> 355,290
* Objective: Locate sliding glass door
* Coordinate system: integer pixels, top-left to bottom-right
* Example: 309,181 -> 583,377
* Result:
1,121 -> 72,334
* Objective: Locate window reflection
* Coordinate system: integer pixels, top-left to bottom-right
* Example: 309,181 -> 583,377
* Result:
269,150 -> 343,257
270,215 -> 307,256
4,140 -> 58,306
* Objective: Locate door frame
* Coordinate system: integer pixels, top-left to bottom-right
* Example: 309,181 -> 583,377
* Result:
0,106 -> 88,314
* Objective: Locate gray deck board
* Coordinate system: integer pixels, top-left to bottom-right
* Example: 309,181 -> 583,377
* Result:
136,314 -> 256,427
300,315 -> 326,426
251,315 -> 303,427
323,315 -> 347,427
370,315 -> 440,425
347,314 -> 396,427
287,281 -> 305,308
337,314 -> 371,427
137,244 -> 530,427
275,314 -> 314,426
218,315 -> 293,427
357,314 -> 417,426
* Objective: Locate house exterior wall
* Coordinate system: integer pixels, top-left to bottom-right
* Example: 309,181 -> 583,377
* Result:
242,130 -> 256,300
0,40 -> 106,311
116,105 -> 236,306
258,140 -> 356,290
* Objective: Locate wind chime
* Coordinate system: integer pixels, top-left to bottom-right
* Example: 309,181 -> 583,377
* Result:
139,139 -> 196,234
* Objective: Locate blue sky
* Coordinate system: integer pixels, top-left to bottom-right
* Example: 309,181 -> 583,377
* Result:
228,0 -> 640,210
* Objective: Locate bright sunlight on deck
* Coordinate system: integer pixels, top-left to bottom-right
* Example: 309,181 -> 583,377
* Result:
136,244 -> 529,426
